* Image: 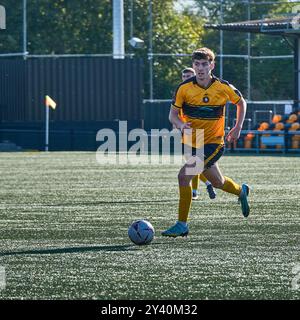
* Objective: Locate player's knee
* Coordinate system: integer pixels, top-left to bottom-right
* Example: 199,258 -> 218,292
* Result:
177,171 -> 192,186
211,178 -> 225,189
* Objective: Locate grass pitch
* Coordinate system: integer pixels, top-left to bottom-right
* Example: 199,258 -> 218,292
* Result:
0,152 -> 299,299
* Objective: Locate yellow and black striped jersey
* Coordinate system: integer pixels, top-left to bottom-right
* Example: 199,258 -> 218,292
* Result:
172,75 -> 242,146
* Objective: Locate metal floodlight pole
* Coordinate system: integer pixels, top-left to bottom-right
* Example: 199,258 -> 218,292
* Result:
128,0 -> 134,57
294,37 -> 298,110
130,0 -> 133,40
113,0 -> 125,59
247,0 -> 251,101
148,0 -> 153,100
0,5 -> 6,30
220,0 -> 223,79
23,0 -> 27,59
220,1 -> 226,126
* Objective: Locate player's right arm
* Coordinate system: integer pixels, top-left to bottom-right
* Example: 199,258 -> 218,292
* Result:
169,106 -> 191,132
170,83 -> 191,132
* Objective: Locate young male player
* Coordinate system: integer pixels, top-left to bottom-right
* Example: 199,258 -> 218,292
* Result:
181,68 -> 216,200
162,47 -> 250,237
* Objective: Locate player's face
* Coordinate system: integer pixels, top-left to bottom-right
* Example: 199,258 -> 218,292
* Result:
192,59 -> 214,81
182,71 -> 195,81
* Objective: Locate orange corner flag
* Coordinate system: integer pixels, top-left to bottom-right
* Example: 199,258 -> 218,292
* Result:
45,95 -> 57,110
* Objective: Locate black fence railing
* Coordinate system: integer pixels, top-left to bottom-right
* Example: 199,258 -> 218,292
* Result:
0,128 -> 299,154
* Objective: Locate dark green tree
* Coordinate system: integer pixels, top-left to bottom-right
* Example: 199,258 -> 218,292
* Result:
194,0 -> 295,100
124,0 -> 204,98
0,0 -> 204,99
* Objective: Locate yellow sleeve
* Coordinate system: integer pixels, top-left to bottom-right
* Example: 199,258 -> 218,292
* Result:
227,84 -> 242,104
171,84 -> 185,109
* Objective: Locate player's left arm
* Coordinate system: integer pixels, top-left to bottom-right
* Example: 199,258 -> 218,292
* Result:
227,96 -> 247,143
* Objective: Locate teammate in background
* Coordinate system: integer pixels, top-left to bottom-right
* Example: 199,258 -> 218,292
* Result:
181,68 -> 216,200
162,47 -> 250,238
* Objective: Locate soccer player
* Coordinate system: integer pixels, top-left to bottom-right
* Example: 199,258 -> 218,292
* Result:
162,47 -> 250,237
181,67 -> 196,81
181,67 -> 216,200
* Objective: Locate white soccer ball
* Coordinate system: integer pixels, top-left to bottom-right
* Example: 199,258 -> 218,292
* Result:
128,219 -> 155,245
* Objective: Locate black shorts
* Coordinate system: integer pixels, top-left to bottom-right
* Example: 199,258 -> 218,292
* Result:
185,143 -> 225,169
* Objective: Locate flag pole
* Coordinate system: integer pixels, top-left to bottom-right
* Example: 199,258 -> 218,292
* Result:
45,101 -> 49,152
44,95 -> 56,151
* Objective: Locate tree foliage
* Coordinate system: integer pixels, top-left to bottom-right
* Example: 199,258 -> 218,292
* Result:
0,0 -> 296,100
194,0 -> 295,100
0,0 -> 204,98
0,0 -> 113,54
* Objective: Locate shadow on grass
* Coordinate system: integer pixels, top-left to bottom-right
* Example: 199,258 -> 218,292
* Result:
46,200 -> 177,206
0,244 -> 136,256
0,238 -> 204,257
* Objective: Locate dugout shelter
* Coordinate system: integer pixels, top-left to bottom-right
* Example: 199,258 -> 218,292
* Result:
205,13 -> 300,111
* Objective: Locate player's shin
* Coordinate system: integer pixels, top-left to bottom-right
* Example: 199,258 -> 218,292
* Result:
221,176 -> 241,196
178,185 -> 192,223
192,175 -> 199,190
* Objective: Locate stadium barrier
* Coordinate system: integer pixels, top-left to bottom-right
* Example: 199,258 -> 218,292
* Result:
0,127 -> 299,154
226,130 -> 300,154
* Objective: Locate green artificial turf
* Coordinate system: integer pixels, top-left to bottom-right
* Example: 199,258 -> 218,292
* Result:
0,152 -> 299,299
